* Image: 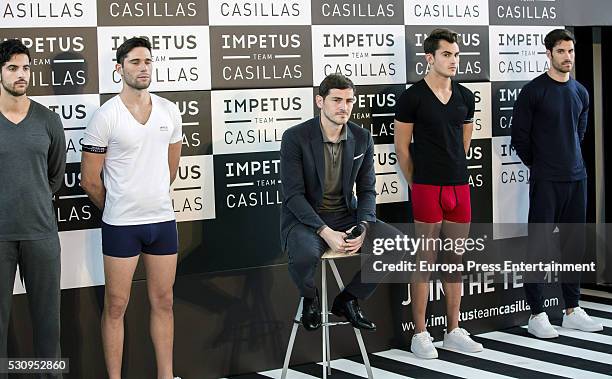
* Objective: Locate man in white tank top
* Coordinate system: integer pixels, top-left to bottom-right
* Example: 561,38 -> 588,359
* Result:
81,37 -> 182,379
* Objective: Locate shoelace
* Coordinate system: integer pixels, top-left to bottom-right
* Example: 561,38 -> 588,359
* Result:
573,307 -> 588,318
415,332 -> 433,343
450,327 -> 470,336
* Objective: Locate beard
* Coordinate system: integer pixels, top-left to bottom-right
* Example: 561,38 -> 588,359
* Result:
124,75 -> 151,90
1,81 -> 27,97
322,109 -> 349,126
552,59 -> 573,73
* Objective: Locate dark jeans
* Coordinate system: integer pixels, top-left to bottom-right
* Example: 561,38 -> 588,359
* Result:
286,211 -> 399,300
0,235 -> 62,379
524,179 -> 586,314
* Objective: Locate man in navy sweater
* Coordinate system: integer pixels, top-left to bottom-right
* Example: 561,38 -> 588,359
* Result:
511,29 -> 602,338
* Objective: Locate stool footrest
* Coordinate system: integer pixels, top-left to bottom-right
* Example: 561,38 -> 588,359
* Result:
322,321 -> 351,327
282,257 -> 373,379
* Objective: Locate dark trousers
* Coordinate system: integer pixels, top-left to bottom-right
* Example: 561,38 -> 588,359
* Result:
0,236 -> 61,378
524,179 -> 586,314
286,211 -> 397,300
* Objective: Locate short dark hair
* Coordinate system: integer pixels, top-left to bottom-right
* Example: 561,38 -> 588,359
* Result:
0,39 -> 30,69
424,28 -> 458,55
318,74 -> 355,98
116,37 -> 152,65
544,29 -> 575,51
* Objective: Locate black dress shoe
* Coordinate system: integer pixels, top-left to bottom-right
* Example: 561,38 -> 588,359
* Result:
301,294 -> 321,331
331,297 -> 376,330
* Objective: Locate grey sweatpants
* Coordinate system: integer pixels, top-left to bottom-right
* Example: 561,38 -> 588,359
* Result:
0,235 -> 61,378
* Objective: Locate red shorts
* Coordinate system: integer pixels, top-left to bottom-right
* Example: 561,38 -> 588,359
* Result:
411,184 -> 471,223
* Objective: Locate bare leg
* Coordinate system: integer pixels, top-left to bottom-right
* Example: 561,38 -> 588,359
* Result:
440,220 -> 470,331
411,221 -> 442,333
143,253 -> 177,379
101,255 -> 139,379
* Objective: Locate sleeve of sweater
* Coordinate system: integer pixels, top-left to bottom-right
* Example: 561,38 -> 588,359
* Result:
48,113 -> 66,194
577,85 -> 589,142
510,84 -> 534,166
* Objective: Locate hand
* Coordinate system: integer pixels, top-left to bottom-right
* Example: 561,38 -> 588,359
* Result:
344,225 -> 366,254
319,227 -> 349,253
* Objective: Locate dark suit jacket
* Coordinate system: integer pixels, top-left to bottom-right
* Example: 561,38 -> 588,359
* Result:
279,116 -> 377,251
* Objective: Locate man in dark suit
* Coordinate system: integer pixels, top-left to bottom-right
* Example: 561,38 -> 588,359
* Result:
280,74 -> 392,331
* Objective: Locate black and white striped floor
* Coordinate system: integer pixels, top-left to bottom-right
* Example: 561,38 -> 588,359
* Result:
227,289 -> 612,378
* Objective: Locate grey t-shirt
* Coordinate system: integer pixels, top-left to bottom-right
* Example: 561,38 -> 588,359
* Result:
0,100 -> 66,240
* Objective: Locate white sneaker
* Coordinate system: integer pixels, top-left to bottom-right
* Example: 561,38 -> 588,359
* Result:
443,327 -> 483,353
411,330 -> 438,359
562,307 -> 604,332
527,312 -> 559,338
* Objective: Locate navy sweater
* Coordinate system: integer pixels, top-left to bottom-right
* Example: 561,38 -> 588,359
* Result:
511,73 -> 589,181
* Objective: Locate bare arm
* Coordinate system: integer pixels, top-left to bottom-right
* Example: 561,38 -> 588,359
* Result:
463,122 -> 473,154
394,120 -> 414,188
168,141 -> 182,184
80,152 -> 106,210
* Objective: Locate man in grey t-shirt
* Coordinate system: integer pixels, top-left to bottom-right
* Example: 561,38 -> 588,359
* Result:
0,39 -> 66,377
